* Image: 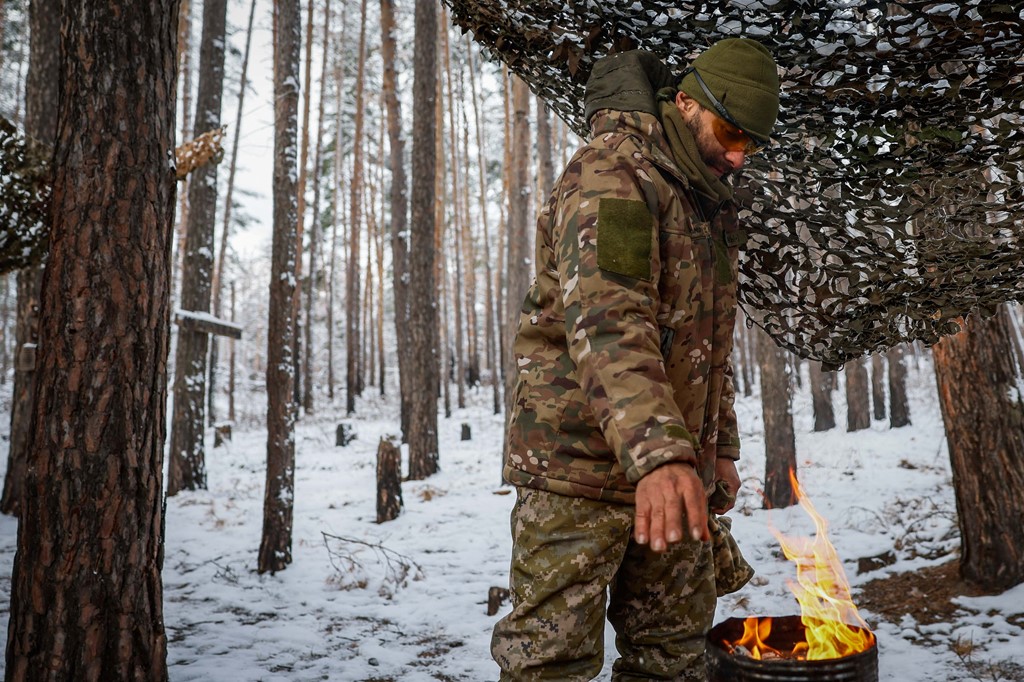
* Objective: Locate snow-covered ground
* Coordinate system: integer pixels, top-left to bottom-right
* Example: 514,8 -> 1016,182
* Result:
1,357 -> 1022,681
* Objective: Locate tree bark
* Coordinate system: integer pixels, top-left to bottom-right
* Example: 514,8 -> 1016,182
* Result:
933,308 -> 1024,590
301,0 -> 332,414
326,7 -> 349,403
291,0 -> 316,412
458,56 -> 479,389
210,0 -> 257,427
808,360 -> 836,432
535,94 -> 553,213
376,437 -> 403,523
757,329 -> 798,509
406,0 -> 439,480
346,0 -> 368,415
4,1 -> 178,676
1,0 -> 59,518
172,0 -> 192,299
845,356 -> 871,432
259,0 -> 301,575
442,17 -> 466,410
870,353 -> 886,421
466,39 -> 501,415
503,75 -> 531,407
887,345 -> 910,428
168,0 -> 228,496
380,0 -> 410,435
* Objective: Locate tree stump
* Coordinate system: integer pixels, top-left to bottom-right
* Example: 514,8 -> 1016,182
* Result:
213,422 -> 232,448
487,586 -> 511,616
336,423 -> 355,447
376,437 -> 403,523
460,423 -> 471,441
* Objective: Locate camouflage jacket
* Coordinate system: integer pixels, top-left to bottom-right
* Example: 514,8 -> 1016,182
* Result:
504,107 -> 743,505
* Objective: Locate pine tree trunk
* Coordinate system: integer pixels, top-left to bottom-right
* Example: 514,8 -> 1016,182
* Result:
458,57 -> 479,389
504,75 -> 531,407
327,8 -> 348,403
364,169 -> 376,390
809,360 -> 836,432
380,0 -> 410,434
168,0 -> 227,496
496,67 -> 511,404
346,0 -> 368,415
229,282 -> 237,423
887,344 -> 910,428
0,276 -> 9,384
535,94 -> 553,211
933,308 -> 1024,590
375,120 -> 386,395
442,20 -> 466,410
406,0 -> 439,480
291,0 -> 316,412
870,353 -> 886,421
4,1 -> 177,675
467,41 -> 500,415
209,0 -> 257,429
1,0 -> 59,518
259,0 -> 301,575
757,329 -> 798,509
173,0 -> 192,299
435,56 -> 451,421
301,0 -> 332,414
845,356 -> 871,432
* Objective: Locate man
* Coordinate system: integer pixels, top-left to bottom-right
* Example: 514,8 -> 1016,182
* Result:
491,38 -> 781,680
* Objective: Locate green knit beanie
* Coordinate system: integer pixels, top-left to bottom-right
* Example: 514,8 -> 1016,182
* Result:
678,38 -> 780,143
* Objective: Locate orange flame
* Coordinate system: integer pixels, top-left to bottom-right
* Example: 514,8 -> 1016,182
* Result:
727,470 -> 875,660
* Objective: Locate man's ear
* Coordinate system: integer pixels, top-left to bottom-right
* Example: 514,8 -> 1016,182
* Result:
674,90 -> 698,118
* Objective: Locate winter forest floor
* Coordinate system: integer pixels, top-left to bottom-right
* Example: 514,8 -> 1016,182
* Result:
1,357 -> 1023,681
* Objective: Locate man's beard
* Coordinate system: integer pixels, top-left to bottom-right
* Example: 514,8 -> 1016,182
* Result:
685,115 -> 731,179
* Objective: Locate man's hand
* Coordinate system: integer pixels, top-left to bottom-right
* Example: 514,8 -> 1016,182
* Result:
634,462 -> 709,552
711,457 -> 741,514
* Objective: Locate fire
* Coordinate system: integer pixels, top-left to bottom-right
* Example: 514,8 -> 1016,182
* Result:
727,470 -> 876,660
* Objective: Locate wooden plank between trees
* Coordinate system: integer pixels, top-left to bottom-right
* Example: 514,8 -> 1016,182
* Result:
174,311 -> 242,339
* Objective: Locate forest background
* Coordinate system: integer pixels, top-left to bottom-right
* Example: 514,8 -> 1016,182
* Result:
0,0 -> 1022,680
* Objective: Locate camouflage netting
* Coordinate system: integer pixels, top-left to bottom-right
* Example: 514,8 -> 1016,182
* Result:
0,117 -> 50,274
444,0 -> 1024,368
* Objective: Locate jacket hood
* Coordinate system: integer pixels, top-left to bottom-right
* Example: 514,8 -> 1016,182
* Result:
584,50 -> 677,125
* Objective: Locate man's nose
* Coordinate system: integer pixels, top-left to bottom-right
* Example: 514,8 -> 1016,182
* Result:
725,150 -> 746,171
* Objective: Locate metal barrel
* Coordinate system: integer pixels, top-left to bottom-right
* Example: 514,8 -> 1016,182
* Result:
705,616 -> 879,682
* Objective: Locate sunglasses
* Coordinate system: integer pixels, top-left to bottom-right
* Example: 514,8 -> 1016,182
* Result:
682,66 -> 765,156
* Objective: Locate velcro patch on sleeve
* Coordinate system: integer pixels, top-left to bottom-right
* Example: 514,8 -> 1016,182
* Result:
597,198 -> 653,281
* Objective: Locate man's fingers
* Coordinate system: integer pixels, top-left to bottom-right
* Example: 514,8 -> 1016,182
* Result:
648,503 -> 667,552
634,500 -> 651,546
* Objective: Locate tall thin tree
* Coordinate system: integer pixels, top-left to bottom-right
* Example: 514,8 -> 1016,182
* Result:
503,75 -> 531,404
4,1 -> 179,676
380,0 -> 411,436
292,0 -> 317,410
466,39 -> 500,415
346,0 -> 368,414
406,0 -> 439,479
845,356 -> 871,431
302,0 -> 333,413
168,0 -> 228,495
210,0 -> 258,427
259,0 -> 301,575
887,345 -> 910,428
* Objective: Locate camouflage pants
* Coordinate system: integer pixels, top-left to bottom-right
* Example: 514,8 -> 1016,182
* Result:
491,487 -> 716,681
